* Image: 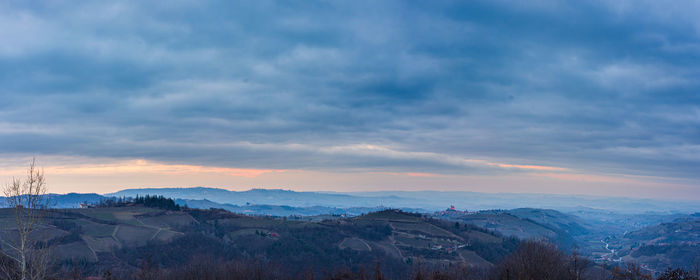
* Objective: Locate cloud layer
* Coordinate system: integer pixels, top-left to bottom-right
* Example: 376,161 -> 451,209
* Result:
1,1 -> 699,195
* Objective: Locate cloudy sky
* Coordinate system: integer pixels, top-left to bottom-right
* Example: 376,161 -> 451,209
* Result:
1,1 -> 699,199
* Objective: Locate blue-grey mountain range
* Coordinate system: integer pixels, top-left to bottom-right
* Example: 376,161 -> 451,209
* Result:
107,187 -> 699,214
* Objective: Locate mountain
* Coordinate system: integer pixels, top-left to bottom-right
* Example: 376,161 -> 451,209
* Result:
0,193 -> 105,209
108,187 -> 399,208
347,191 -> 700,214
49,193 -> 106,208
173,198 -> 421,217
107,187 -> 700,214
3,191 -> 422,217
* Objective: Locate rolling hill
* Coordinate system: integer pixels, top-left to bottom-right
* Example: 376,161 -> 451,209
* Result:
0,205 -> 518,279
605,214 -> 700,274
433,208 -> 588,252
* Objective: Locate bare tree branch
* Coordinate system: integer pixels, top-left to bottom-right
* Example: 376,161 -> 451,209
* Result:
0,158 -> 52,280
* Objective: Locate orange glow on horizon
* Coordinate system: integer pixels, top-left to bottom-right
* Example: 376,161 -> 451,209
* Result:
406,172 -> 438,177
489,163 -> 568,171
532,172 -> 642,184
370,171 -> 441,177
0,159 -> 286,178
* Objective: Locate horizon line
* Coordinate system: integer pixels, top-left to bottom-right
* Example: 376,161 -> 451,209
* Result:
36,186 -> 700,203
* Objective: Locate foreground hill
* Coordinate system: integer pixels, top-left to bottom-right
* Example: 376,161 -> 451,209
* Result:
0,206 -> 193,264
0,206 -> 517,279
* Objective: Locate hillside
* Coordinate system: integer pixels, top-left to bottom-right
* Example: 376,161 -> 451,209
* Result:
0,206 -> 193,264
345,210 -> 519,267
433,208 -> 588,251
0,206 -> 518,279
606,215 -> 700,274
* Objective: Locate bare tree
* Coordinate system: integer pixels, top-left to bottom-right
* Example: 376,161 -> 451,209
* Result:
570,250 -> 591,280
0,159 -> 51,280
492,240 -> 571,280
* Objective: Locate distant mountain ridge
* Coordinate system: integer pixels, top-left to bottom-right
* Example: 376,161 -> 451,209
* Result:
106,187 -> 700,214
107,187 -> 396,208
173,198 -> 424,217
0,193 -> 105,209
2,187 -> 697,214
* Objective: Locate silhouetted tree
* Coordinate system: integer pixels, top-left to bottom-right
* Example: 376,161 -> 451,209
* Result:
609,263 -> 652,280
102,269 -> 115,280
134,255 -> 158,280
0,159 -> 52,280
491,240 -> 571,280
657,267 -> 698,280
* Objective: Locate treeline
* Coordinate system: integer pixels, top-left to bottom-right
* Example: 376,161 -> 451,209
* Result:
91,195 -> 180,211
133,195 -> 180,211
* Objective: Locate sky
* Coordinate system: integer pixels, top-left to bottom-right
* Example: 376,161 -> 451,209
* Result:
1,1 -> 699,200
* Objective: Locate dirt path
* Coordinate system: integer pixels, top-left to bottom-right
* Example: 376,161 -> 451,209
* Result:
150,228 -> 163,241
82,236 -> 99,261
387,223 -> 405,259
457,250 -> 466,263
358,238 -> 372,251
111,225 -> 122,247
135,217 -> 173,241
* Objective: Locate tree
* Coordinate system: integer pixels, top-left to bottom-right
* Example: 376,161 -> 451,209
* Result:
492,240 -> 571,280
657,267 -> 698,280
102,269 -> 115,280
609,263 -> 652,280
569,250 -> 591,280
0,159 -> 52,280
134,254 -> 159,280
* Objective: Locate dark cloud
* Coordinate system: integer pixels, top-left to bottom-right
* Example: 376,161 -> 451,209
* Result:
1,0 -> 699,180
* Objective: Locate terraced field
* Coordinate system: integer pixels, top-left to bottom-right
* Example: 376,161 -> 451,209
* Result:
1,206 -> 519,276
0,207 -> 193,263
348,210 -> 512,266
